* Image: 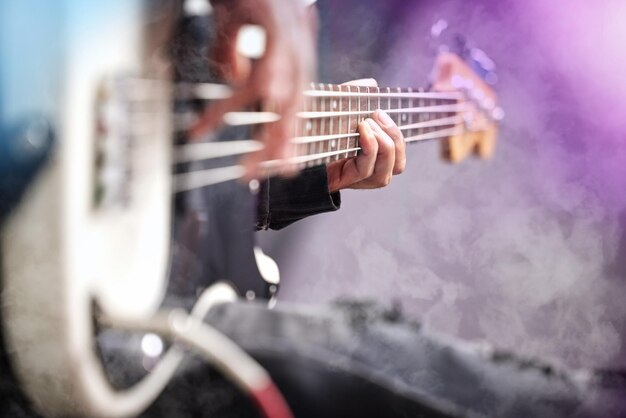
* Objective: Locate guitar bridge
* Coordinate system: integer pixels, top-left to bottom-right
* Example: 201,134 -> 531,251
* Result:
93,76 -> 165,209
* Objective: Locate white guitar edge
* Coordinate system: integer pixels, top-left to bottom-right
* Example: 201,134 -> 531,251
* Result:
2,2 -> 173,417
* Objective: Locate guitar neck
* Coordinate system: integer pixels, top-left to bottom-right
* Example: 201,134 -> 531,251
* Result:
292,83 -> 464,168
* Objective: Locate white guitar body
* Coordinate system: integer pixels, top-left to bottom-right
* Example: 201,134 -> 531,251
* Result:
1,1 -> 175,416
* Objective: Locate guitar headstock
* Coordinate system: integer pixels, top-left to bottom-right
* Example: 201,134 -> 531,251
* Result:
431,52 -> 503,163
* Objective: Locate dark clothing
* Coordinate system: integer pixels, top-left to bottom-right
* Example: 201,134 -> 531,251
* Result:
139,300 -> 625,418
256,165 -> 341,231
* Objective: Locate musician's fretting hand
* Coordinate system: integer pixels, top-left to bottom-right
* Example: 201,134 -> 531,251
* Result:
191,0 -> 317,176
327,79 -> 406,193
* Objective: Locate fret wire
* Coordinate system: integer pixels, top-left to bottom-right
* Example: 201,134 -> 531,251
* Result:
407,87 -> 415,138
394,88 -> 403,125
328,84 -> 334,162
337,84 -> 343,161
361,85 -> 367,157
387,87 -> 391,113
327,83 -> 332,165
344,84 -> 349,160
346,84 -> 352,160
400,87 -> 408,129
333,84 -> 340,162
418,88 -> 424,139
427,89 -> 433,136
330,84 -> 335,162
428,98 -> 440,129
326,84 -> 335,164
444,95 -> 449,145
357,85 -> 361,121
304,83 -> 309,167
319,84 -> 324,165
303,82 -> 310,167
317,83 -> 324,166
320,84 -> 326,166
418,88 -> 424,138
342,85 -> 346,160
329,84 -> 341,161
336,84 -> 342,160
425,95 -> 431,135
354,85 -> 361,158
300,87 -> 305,165
346,86 -> 357,158
340,87 -> 344,159
415,87 -> 421,138
365,85 -> 371,158
396,87 -> 407,125
348,84 -> 354,159
431,99 -> 438,134
327,84 -> 332,164
433,95 -> 438,133
348,86 -> 361,157
311,83 -> 318,167
295,97 -> 301,160
389,86 -> 396,125
319,83 -> 326,166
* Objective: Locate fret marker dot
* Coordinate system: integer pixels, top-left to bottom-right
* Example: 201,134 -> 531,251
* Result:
401,114 -> 407,122
333,100 -> 338,109
331,139 -> 337,149
306,121 -> 312,131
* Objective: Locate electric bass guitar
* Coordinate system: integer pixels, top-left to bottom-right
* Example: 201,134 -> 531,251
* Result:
0,2 -> 501,418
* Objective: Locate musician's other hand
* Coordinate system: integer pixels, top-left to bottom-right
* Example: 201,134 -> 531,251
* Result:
326,79 -> 406,193
191,0 -> 317,177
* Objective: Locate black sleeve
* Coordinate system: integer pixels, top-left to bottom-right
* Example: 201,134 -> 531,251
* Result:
256,165 -> 341,231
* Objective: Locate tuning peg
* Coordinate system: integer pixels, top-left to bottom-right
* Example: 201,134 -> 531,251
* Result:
430,19 -> 449,39
451,75 -> 474,91
428,19 -> 454,57
480,97 -> 495,112
448,34 -> 498,86
430,24 -> 499,87
491,107 -> 505,121
469,47 -> 498,85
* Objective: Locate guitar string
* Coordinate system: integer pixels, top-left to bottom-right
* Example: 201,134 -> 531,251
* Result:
295,105 -> 467,119
172,128 -> 462,193
302,90 -> 462,100
173,115 -> 464,163
122,80 -> 464,102
173,106 -> 466,131
118,80 -> 481,192
175,81 -> 464,101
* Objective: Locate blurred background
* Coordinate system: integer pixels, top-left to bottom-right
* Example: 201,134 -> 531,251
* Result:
259,0 -> 626,370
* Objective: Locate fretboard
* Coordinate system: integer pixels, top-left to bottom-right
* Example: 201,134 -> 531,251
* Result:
292,83 -> 464,168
